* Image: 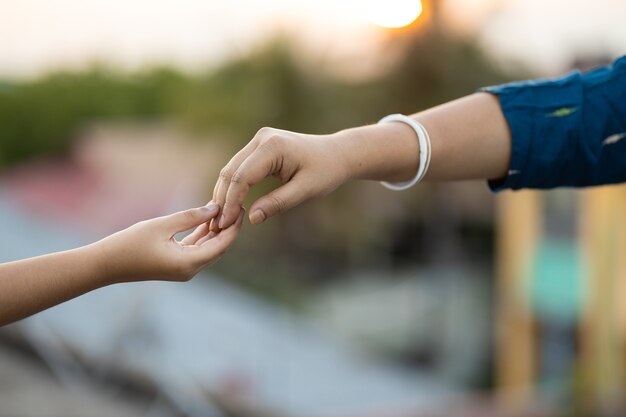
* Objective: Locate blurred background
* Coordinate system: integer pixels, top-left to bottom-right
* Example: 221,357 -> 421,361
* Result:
0,0 -> 625,416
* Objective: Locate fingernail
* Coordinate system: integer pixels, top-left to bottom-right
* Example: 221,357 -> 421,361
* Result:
250,210 -> 266,224
218,214 -> 226,228
205,203 -> 219,212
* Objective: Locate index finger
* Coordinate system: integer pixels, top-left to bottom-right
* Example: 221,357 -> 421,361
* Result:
219,144 -> 279,228
210,140 -> 259,232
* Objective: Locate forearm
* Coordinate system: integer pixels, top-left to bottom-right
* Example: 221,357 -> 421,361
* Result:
0,244 -> 108,326
338,92 -> 511,183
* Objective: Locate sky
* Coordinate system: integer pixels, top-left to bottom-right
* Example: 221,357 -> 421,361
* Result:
0,0 -> 625,78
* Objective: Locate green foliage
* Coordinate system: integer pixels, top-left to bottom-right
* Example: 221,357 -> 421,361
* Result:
0,29 -> 522,169
0,66 -> 189,164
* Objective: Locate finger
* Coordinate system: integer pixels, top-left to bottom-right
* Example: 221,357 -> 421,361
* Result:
211,141 -> 260,232
189,208 -> 245,266
181,222 -> 211,245
160,204 -> 220,236
209,218 -> 219,233
209,182 -> 226,233
183,200 -> 219,245
248,175 -> 312,224
187,200 -> 216,244
219,142 -> 282,229
194,230 -> 217,246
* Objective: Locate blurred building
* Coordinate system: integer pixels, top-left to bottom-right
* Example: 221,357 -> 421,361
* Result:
2,123 -> 224,235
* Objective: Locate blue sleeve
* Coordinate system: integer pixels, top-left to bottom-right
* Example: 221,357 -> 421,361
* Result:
482,55 -> 626,191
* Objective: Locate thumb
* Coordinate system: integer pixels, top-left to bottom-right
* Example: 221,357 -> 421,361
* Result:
249,178 -> 311,224
162,203 -> 220,235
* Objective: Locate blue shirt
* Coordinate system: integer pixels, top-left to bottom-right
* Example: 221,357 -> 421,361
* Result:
483,55 -> 626,191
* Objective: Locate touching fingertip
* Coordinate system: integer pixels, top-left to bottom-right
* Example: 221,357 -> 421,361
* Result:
209,218 -> 221,233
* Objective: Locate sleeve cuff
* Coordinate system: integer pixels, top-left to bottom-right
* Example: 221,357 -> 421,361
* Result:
481,85 -> 534,192
479,70 -> 583,192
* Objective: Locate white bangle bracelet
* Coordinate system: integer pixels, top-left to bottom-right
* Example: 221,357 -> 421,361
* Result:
378,113 -> 432,191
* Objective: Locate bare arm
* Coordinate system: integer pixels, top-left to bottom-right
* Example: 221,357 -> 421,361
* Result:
0,204 -> 244,326
208,92 -> 510,230
0,245 -> 106,327
342,92 -> 511,183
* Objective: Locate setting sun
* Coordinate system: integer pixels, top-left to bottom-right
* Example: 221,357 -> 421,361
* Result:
365,0 -> 423,28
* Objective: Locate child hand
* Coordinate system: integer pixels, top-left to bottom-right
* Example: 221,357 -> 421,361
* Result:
96,203 -> 244,283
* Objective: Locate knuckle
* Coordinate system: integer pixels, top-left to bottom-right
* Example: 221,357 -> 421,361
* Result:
133,220 -> 149,229
255,126 -> 275,139
219,167 -> 233,181
134,219 -> 157,234
182,209 -> 198,222
230,169 -> 245,185
260,134 -> 282,150
267,194 -> 287,213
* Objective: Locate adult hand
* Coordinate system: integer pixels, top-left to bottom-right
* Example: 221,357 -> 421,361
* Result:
209,127 -> 354,231
206,93 -> 516,231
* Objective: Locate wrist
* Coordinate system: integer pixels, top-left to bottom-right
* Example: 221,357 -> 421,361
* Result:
334,122 -> 421,183
86,237 -> 125,286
